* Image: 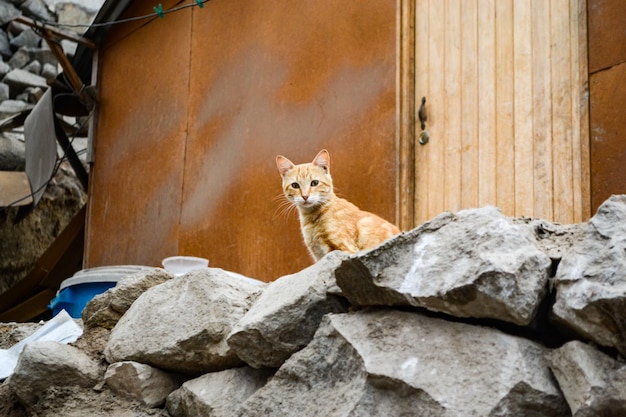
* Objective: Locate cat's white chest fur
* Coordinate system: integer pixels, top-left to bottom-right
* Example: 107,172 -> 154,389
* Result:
300,216 -> 331,261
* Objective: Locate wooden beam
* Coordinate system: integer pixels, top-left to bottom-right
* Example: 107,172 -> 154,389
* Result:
397,0 -> 416,230
0,289 -> 57,322
0,206 -> 85,321
13,16 -> 96,111
13,16 -> 97,49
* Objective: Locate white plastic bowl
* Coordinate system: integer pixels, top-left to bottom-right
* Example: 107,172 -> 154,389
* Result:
162,256 -> 209,276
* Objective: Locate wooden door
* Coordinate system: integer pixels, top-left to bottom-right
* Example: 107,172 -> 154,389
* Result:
407,0 -> 590,225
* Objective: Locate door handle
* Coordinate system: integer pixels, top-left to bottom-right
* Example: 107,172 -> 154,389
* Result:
418,96 -> 429,145
418,96 -> 427,130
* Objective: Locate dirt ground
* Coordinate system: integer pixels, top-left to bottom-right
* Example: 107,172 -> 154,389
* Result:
0,322 -> 171,417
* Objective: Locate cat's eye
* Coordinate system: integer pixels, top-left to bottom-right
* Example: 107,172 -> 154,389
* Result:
311,180 -> 319,186
291,182 -> 300,189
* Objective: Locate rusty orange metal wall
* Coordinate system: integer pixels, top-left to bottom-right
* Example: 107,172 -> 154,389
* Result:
86,0 -> 399,281
588,0 -> 626,213
85,1 -> 192,268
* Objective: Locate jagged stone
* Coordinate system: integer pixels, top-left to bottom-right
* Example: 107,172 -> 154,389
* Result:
105,269 -> 262,374
8,341 -> 101,405
23,46 -> 56,67
20,0 -> 55,22
227,251 -> 349,368
548,340 -> 626,416
0,82 -> 9,101
166,367 -> 272,417
22,59 -> 41,75
15,85 -> 43,103
56,3 -> 97,34
0,31 -> 11,60
82,268 -> 173,330
41,62 -> 56,80
45,0 -> 105,13
0,2 -> 21,26
517,217 -> 586,263
238,309 -> 568,417
336,206 -> 551,326
9,29 -> 40,50
2,68 -> 47,97
104,361 -> 180,408
552,195 -> 626,355
0,61 -> 11,79
60,39 -> 76,57
6,20 -> 30,37
0,133 -> 25,170
0,99 -> 32,118
8,48 -> 31,70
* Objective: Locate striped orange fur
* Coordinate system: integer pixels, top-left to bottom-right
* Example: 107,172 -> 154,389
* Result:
276,149 -> 400,261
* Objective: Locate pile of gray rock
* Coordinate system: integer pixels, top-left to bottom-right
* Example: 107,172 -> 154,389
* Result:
0,0 -> 102,118
3,195 -> 626,416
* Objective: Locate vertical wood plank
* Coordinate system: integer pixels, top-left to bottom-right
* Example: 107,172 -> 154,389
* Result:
574,0 -> 591,221
461,0 -> 478,209
414,0 -> 430,224
477,0 -> 497,208
443,0 -> 462,212
426,0 -> 446,218
495,0 -> 515,215
513,0 -> 534,217
551,0 -> 574,223
531,0 -> 553,220
398,0 -> 416,230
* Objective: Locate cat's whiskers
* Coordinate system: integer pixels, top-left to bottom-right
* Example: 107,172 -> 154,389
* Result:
273,194 -> 298,220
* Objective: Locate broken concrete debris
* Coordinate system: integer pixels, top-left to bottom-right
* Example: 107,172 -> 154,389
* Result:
3,195 -> 626,416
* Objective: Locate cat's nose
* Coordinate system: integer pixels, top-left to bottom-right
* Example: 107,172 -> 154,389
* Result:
302,195 -> 309,201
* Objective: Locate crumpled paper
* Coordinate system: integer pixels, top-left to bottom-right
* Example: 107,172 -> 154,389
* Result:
0,309 -> 83,380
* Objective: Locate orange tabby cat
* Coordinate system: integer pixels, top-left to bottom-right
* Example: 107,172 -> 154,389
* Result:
276,149 -> 401,261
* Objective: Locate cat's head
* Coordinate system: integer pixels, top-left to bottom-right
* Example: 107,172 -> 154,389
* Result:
276,149 -> 333,211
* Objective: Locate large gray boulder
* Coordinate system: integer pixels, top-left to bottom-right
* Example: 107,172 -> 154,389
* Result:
548,340 -> 626,416
552,195 -> 626,355
227,251 -> 349,368
8,341 -> 101,405
238,309 -> 568,417
82,268 -> 173,330
336,206 -> 551,326
167,367 -> 272,417
104,269 -> 262,374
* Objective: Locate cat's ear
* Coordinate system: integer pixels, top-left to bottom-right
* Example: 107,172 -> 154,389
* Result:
312,149 -> 330,173
276,155 -> 295,176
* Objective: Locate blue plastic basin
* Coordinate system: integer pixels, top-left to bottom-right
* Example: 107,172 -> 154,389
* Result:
49,265 -> 150,318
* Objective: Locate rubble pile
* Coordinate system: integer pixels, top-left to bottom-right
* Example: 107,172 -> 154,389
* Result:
0,0 -> 101,119
2,195 -> 626,416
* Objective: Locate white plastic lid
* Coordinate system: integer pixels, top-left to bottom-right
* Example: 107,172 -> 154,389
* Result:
59,265 -> 152,290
